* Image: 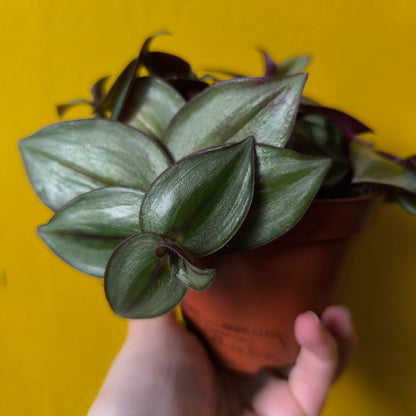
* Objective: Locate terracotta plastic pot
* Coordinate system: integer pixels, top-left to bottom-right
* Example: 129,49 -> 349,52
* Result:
180,195 -> 375,373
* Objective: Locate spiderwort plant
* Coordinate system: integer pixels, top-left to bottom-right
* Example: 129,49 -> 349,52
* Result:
19,34 -> 416,318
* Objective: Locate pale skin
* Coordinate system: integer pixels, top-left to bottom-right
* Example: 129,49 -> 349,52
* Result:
88,305 -> 354,416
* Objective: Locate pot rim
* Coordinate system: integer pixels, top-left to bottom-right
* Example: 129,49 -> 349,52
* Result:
277,192 -> 379,243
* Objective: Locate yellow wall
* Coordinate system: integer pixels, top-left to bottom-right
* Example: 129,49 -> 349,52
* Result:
1,1 -> 415,414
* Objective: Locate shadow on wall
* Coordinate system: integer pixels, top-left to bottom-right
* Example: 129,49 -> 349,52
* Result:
336,202 -> 416,414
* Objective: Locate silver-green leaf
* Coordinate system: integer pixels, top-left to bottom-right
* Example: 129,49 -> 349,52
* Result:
19,119 -> 170,211
351,141 -> 416,193
395,192 -> 416,215
163,74 -> 307,160
38,186 -> 144,277
104,232 -> 187,318
170,257 -> 216,291
140,138 -> 255,256
230,145 -> 331,250
277,55 -> 311,75
163,243 -> 216,291
120,77 -> 185,140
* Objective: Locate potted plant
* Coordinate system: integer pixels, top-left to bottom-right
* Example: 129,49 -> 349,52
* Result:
19,33 -> 416,373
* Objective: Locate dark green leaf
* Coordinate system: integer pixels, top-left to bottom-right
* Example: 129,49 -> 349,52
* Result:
259,50 -> 278,76
38,187 -> 144,277
143,51 -> 193,79
96,32 -> 169,120
168,78 -> 208,100
120,77 -> 185,140
299,104 -> 372,139
163,74 -> 307,160
351,141 -> 416,193
57,99 -> 93,118
19,119 -> 170,211
90,76 -> 110,115
288,115 -> 350,190
140,138 -> 255,256
96,58 -> 138,120
230,145 -> 331,250
104,232 -> 187,318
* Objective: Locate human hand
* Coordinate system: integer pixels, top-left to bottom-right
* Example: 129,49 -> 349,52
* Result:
88,305 -> 354,416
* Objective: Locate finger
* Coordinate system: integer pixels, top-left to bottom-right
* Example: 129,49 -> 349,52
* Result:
126,312 -> 179,343
321,305 -> 355,378
251,311 -> 338,416
288,310 -> 338,415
